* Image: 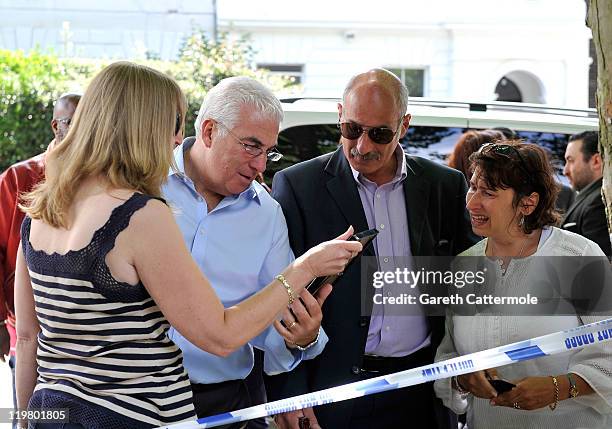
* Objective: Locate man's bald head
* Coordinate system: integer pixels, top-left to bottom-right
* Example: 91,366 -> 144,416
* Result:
52,93 -> 81,142
342,68 -> 408,121
337,68 -> 412,186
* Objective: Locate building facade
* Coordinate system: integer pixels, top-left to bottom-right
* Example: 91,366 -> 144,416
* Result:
218,0 -> 591,106
0,0 -> 215,59
0,0 -> 592,107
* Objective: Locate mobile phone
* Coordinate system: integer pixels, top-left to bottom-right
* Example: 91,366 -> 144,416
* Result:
489,379 -> 515,394
305,228 -> 379,295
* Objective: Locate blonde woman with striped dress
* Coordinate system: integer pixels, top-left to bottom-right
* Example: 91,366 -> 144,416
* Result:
14,62 -> 361,429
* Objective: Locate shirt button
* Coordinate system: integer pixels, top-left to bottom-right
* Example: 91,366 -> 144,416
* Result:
380,224 -> 385,229
376,194 -> 381,199
385,326 -> 390,331
199,229 -> 205,235
383,257 -> 389,263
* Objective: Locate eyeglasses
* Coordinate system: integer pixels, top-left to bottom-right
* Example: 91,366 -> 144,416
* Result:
55,117 -> 71,126
478,143 -> 532,180
215,121 -> 283,162
337,121 -> 399,145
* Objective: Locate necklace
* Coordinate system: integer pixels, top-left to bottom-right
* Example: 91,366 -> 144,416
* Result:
488,236 -> 530,275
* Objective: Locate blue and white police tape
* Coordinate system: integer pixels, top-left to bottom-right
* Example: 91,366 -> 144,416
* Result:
158,317 -> 612,429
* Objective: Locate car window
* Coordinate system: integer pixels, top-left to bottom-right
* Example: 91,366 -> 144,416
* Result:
514,131 -> 569,181
400,126 -> 465,163
268,124 -> 340,179
268,124 -> 570,185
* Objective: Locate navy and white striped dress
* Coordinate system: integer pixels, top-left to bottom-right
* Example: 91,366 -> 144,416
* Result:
21,193 -> 196,428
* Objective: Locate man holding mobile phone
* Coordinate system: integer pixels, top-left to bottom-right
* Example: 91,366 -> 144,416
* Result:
162,77 -> 330,428
267,68 -> 476,429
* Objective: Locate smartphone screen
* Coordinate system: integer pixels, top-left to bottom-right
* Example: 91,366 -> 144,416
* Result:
489,379 -> 515,394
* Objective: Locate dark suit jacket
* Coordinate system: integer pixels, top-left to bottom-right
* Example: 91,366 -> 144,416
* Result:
266,148 -> 476,427
561,178 -> 611,257
555,184 -> 576,214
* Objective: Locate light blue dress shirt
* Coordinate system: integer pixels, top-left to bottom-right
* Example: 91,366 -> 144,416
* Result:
164,140 -> 327,384
351,146 -> 431,357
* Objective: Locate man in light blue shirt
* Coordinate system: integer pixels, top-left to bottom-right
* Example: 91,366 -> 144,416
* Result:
163,77 -> 328,427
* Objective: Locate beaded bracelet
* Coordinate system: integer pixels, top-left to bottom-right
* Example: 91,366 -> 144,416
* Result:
293,330 -> 320,351
275,274 -> 295,305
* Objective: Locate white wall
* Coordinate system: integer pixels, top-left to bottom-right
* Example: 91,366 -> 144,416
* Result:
449,22 -> 591,106
0,0 -> 215,59
0,0 -> 592,107
218,0 -> 591,107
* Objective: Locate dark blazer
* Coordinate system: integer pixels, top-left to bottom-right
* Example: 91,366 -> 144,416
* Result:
266,148 -> 476,427
561,178 -> 611,256
555,184 -> 576,214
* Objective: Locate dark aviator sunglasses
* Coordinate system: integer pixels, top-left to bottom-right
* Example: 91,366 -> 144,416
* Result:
337,121 -> 399,145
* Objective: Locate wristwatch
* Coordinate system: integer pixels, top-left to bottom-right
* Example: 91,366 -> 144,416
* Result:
567,373 -> 579,398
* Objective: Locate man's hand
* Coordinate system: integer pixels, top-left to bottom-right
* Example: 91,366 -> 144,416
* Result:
274,407 -> 321,429
274,285 -> 332,348
0,324 -> 9,363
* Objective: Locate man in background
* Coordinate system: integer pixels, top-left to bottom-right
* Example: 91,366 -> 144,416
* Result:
562,131 -> 611,256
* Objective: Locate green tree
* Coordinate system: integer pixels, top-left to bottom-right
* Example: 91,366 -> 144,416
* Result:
169,28 -> 296,137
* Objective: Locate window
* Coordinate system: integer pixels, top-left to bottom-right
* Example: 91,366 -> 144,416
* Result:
257,63 -> 304,84
387,68 -> 425,97
267,124 -> 570,184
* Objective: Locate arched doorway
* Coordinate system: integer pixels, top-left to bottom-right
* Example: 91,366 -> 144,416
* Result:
495,77 -> 522,102
494,70 -> 545,103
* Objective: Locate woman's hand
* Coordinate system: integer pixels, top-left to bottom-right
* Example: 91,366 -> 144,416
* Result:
456,369 -> 499,399
297,226 -> 363,278
491,376 -> 556,410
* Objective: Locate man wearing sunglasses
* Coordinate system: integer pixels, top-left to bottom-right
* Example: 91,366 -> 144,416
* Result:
161,77 -> 329,428
267,69 -> 476,429
1,92 -> 80,429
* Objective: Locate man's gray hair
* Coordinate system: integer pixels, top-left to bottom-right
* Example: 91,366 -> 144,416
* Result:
342,68 -> 408,120
194,76 -> 283,137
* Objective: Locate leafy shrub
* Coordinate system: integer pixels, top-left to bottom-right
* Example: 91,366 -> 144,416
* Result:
0,50 -> 72,170
0,29 -> 297,172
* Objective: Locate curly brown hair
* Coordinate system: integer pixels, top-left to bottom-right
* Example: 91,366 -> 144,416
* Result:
469,141 -> 560,233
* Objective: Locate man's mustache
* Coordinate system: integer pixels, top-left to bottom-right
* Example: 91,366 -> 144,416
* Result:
350,147 -> 380,161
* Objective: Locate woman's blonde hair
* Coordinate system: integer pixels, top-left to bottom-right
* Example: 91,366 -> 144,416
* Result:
23,61 -> 186,227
